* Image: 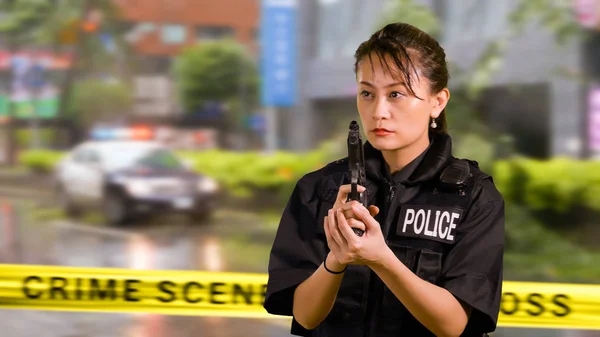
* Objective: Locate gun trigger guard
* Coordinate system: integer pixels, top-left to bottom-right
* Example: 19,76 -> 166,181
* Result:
352,228 -> 365,237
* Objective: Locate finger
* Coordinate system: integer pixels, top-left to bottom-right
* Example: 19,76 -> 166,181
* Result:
368,205 -> 380,217
336,208 -> 359,243
328,209 -> 347,246
339,200 -> 361,211
347,218 -> 366,232
336,184 -> 366,203
343,208 -> 357,220
323,216 -> 341,252
340,201 -> 361,219
352,203 -> 381,233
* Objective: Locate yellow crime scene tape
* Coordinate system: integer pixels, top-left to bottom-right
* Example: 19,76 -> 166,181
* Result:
0,264 -> 598,330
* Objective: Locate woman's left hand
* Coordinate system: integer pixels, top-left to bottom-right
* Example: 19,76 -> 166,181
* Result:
324,201 -> 389,267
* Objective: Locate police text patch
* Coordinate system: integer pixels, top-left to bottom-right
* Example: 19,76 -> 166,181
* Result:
397,205 -> 463,244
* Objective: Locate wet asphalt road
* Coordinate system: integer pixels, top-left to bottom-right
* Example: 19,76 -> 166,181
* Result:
0,195 -> 293,337
1,192 -> 599,337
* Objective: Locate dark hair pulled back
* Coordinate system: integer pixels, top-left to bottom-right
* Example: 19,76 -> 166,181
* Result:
354,22 -> 449,135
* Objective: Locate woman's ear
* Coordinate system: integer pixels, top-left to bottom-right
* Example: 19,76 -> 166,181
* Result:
431,88 -> 450,118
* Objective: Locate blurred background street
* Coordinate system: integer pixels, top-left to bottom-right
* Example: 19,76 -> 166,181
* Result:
0,0 -> 599,336
0,184 -> 292,337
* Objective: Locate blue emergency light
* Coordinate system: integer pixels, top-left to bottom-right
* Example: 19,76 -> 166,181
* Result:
90,128 -> 115,140
90,127 -> 153,141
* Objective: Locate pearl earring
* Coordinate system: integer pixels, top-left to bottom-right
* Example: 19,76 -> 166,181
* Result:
430,118 -> 437,129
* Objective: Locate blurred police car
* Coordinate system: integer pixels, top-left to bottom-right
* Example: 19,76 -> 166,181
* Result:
54,139 -> 220,225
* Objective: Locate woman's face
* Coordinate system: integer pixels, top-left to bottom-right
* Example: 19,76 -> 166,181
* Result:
356,53 -> 448,152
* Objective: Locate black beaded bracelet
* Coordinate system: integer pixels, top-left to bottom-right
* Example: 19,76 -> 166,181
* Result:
324,259 -> 347,274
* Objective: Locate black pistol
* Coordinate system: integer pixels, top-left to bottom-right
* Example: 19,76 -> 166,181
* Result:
346,121 -> 367,237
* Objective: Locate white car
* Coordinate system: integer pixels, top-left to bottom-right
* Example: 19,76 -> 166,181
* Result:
54,140 -> 220,225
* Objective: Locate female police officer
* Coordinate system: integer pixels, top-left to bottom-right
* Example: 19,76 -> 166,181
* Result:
264,22 -> 505,337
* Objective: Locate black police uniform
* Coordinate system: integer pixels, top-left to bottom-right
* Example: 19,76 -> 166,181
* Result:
264,133 -> 505,337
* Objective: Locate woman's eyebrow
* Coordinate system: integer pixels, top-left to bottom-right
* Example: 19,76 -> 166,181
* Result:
359,81 -> 406,88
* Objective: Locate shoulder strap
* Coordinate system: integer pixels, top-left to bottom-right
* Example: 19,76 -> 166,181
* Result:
438,158 -> 472,190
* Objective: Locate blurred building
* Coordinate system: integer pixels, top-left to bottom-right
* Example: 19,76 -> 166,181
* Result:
286,0 -> 592,159
115,0 -> 259,120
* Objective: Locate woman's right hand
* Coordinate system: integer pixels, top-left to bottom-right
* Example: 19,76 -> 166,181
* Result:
333,184 -> 379,228
324,184 -> 379,265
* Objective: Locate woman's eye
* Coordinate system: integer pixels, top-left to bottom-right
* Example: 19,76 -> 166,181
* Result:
390,91 -> 404,98
360,90 -> 372,98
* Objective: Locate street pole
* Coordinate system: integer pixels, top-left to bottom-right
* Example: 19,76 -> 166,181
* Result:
29,53 -> 42,149
265,106 -> 277,153
582,30 -> 600,160
239,53 -> 250,149
55,0 -> 92,148
30,90 -> 40,149
5,0 -> 18,165
574,0 -> 600,159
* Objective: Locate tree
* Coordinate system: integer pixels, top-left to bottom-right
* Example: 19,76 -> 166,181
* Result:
379,0 -> 583,99
375,0 -> 494,161
42,0 -> 135,127
376,0 -> 585,168
0,0 -> 57,157
460,0 -> 582,100
377,0 -> 441,37
65,78 -> 133,131
509,0 -> 581,44
0,0 -> 54,45
0,0 -> 134,152
0,0 -> 129,78
172,39 -> 259,127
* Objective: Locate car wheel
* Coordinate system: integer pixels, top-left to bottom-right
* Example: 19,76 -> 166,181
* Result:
57,185 -> 81,218
103,192 -> 130,226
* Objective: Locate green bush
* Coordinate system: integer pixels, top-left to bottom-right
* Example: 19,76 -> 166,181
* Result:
16,129 -> 57,148
15,141 -> 336,205
16,146 -> 600,214
504,203 -> 600,283
17,150 -> 65,174
493,157 -> 600,213
453,132 -> 496,173
179,143 -> 335,201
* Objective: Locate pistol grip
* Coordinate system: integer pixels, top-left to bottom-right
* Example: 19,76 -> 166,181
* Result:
352,228 -> 365,237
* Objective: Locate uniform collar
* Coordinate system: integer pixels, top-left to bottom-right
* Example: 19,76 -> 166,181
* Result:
390,142 -> 430,183
364,133 -> 454,186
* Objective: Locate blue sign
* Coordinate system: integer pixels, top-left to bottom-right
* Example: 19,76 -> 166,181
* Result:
26,63 -> 47,89
249,114 -> 266,131
192,101 -> 225,121
260,0 -> 298,107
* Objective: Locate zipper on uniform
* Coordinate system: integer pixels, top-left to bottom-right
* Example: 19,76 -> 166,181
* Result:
382,183 -> 397,239
364,182 -> 398,337
388,184 -> 396,204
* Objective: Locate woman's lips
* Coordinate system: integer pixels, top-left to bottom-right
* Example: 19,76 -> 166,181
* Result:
372,128 -> 394,136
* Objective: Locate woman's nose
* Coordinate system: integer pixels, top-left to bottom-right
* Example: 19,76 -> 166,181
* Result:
372,99 -> 391,120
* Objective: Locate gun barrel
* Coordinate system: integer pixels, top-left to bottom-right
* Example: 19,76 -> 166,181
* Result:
347,121 -> 366,237
348,130 -> 361,167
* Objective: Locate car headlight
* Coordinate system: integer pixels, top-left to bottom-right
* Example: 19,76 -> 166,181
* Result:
198,177 -> 218,192
126,180 -> 153,196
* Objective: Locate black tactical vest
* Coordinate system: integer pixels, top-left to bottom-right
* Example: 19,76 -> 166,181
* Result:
306,135 -> 490,337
